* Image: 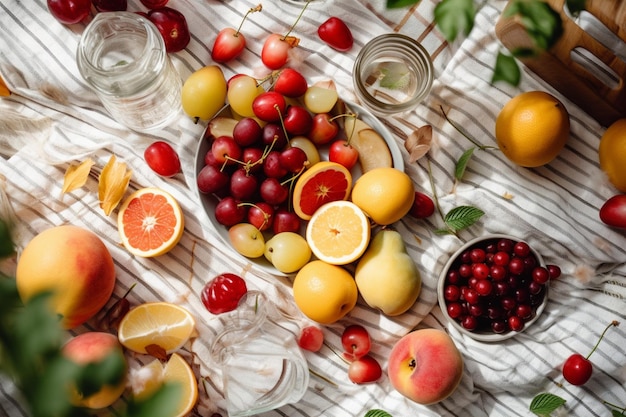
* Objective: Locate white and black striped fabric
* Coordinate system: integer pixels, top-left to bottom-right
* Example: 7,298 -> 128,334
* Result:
0,1 -> 624,416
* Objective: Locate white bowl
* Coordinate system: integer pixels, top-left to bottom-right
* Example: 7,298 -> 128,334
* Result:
193,100 -> 404,276
437,234 -> 549,342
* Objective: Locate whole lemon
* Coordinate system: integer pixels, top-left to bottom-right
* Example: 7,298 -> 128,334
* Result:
350,167 -> 415,225
599,118 -> 626,192
495,91 -> 570,167
292,260 -> 358,324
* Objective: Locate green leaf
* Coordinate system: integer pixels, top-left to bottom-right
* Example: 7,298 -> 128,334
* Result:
434,0 -> 476,42
492,52 -> 521,86
378,62 -> 411,90
444,206 -> 484,232
76,351 -> 126,398
612,410 -> 626,417
364,410 -> 393,417
386,0 -> 421,8
504,0 -> 563,51
530,392 -> 566,416
127,384 -> 183,417
566,0 -> 586,16
455,147 -> 476,181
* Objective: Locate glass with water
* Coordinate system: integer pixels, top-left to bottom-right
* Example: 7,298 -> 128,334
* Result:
76,12 -> 181,132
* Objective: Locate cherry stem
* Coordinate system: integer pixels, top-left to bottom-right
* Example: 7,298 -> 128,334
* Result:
440,105 -> 498,151
602,400 -> 626,414
235,4 -> 262,36
282,0 -> 311,39
586,320 -> 619,360
308,367 -> 338,387
426,158 -> 458,237
274,104 -> 290,144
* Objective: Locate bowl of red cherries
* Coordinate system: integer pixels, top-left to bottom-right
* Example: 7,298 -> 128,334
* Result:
438,234 -> 556,342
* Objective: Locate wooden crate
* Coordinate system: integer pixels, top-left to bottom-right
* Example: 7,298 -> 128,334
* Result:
495,0 -> 626,127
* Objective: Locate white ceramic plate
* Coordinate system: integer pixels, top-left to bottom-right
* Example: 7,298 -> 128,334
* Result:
194,100 -> 404,276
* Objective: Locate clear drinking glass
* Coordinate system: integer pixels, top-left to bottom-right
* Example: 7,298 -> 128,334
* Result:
76,12 -> 182,132
209,291 -> 309,417
353,33 -> 434,116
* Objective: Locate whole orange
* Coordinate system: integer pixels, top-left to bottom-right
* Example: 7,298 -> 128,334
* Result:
16,225 -> 116,329
495,91 -> 570,167
599,118 -> 626,192
292,260 -> 358,324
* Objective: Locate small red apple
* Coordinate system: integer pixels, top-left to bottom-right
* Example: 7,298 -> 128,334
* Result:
388,329 -> 463,405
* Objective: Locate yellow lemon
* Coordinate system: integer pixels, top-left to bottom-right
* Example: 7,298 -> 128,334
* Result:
292,260 -> 358,324
599,118 -> 626,192
132,353 -> 198,417
495,91 -> 570,167
118,302 -> 196,354
350,167 -> 415,225
306,201 -> 371,265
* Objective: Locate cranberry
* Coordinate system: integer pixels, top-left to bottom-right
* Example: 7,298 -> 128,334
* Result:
461,315 -> 478,331
447,302 -> 464,319
470,248 -> 486,263
532,266 -> 550,284
513,241 -> 531,257
508,257 -> 525,275
474,279 -> 493,296
548,264 -> 562,279
444,285 -> 461,302
508,315 -> 525,331
472,263 -> 490,280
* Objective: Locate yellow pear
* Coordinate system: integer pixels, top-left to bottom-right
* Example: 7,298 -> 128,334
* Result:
355,229 -> 421,316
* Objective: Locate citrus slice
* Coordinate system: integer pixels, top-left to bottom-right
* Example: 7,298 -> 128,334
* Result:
117,187 -> 184,257
305,200 -> 371,265
133,353 -> 198,417
118,302 -> 196,354
292,161 -> 352,220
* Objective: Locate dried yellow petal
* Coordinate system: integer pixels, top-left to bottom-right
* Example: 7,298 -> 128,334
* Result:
62,158 -> 95,193
98,155 -> 132,216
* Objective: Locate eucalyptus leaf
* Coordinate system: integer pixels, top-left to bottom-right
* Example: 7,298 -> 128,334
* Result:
455,147 -> 476,180
364,410 -> 393,417
444,206 -> 485,232
529,392 -> 566,416
434,0 -> 476,42
492,52 -> 521,86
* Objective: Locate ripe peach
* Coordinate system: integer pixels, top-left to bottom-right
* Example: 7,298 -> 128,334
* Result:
387,329 -> 463,405
15,225 -> 116,329
62,332 -> 127,409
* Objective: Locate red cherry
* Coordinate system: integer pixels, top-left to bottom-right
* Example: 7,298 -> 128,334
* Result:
317,16 -> 353,52
297,325 -> 324,352
272,208 -> 301,234
328,139 -> 359,170
210,5 -> 261,63
341,324 -> 371,361
274,68 -> 308,97
562,353 -> 592,386
599,194 -> 626,229
261,33 -> 299,70
144,141 -> 181,177
211,28 -> 246,63
147,7 -> 190,53
252,91 -> 287,122
140,0 -> 168,7
309,113 -> 339,145
47,0 -> 91,24
283,105 -> 313,136
347,355 -> 382,384
409,191 -> 435,219
92,0 -> 127,12
201,273 -> 247,314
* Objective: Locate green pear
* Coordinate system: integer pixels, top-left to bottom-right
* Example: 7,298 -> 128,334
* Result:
355,229 -> 421,316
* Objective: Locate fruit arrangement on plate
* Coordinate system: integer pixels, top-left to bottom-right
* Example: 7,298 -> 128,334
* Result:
438,234 -> 561,342
193,69 -> 405,276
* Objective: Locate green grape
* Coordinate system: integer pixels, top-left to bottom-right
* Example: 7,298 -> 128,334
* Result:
264,232 -> 311,274
290,136 -> 321,166
227,75 -> 262,118
181,65 -> 227,121
228,223 -> 266,258
304,86 -> 338,114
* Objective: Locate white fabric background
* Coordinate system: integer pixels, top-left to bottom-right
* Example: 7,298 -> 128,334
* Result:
1,1 -> 625,416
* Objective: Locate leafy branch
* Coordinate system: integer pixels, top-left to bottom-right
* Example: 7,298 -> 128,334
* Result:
386,0 -> 571,86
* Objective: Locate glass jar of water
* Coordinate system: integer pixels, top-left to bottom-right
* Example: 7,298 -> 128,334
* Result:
76,12 -> 182,132
353,33 -> 434,116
